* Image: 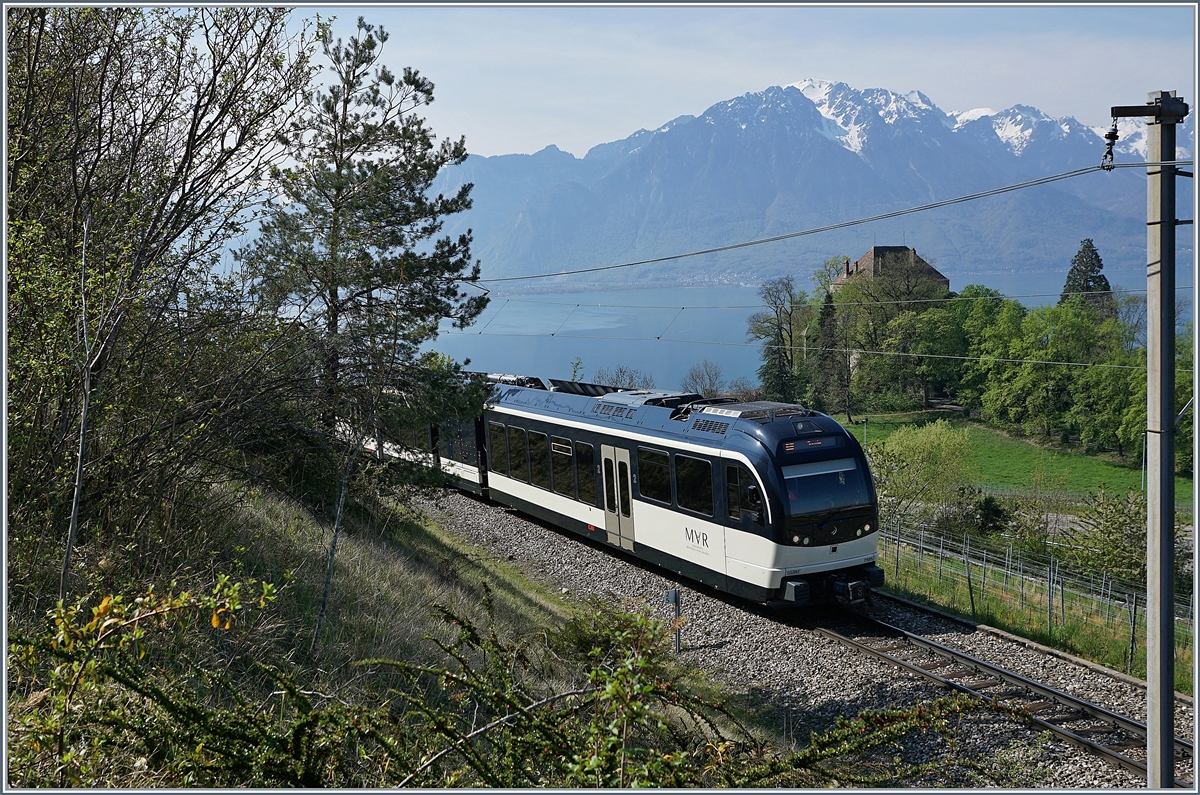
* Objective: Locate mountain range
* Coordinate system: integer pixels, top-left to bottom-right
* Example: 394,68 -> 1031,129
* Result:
430,80 -> 1195,290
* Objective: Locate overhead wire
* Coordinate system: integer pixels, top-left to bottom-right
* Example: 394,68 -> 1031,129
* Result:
438,328 -> 1192,372
472,159 -> 1194,285
443,157 -> 1196,374
483,286 -> 1193,311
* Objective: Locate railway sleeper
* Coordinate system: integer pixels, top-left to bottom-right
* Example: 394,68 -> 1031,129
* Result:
916,659 -> 954,672
960,678 -> 1004,690
1042,710 -> 1087,725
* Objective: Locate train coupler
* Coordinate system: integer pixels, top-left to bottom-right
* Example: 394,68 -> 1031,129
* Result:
832,578 -> 870,607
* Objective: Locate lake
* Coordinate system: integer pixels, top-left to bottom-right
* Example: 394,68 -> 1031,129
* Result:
425,264 -> 1192,391
430,285 -> 768,390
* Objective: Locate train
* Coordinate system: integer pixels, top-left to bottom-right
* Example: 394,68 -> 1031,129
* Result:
398,373 -> 884,607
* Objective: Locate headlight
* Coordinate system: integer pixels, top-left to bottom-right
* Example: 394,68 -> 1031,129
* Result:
864,523 -> 871,532
792,534 -> 800,544
856,528 -> 862,537
802,536 -> 811,545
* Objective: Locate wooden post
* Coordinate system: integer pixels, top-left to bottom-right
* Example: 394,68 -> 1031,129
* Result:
1047,559 -> 1054,633
1060,577 -> 1067,627
964,536 -> 977,619
1019,552 -> 1025,612
981,549 -> 987,605
894,518 -> 901,582
1128,593 -> 1138,674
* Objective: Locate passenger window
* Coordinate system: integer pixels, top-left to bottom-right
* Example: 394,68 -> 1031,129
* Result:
507,426 -> 529,482
637,448 -> 671,504
618,461 -> 631,518
576,443 -> 596,505
488,422 -> 507,474
529,431 -> 550,490
603,458 -> 616,512
551,437 -> 574,498
675,454 -> 713,516
727,464 -> 762,523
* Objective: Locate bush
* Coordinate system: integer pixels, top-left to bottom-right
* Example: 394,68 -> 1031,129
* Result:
8,582 -> 1015,787
868,420 -> 973,520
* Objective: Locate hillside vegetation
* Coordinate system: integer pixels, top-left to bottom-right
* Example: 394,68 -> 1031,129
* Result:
847,411 -> 1193,509
8,9 -> 1013,787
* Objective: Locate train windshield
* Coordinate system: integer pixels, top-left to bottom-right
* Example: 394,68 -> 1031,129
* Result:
782,458 -> 871,516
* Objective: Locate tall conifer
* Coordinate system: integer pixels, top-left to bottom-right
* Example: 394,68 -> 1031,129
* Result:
1060,239 -> 1115,316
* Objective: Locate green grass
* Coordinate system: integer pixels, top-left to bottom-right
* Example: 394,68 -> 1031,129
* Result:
848,410 -> 1193,509
879,536 -> 1194,695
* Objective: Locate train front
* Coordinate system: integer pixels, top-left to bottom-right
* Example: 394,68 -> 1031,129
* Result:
721,404 -> 884,607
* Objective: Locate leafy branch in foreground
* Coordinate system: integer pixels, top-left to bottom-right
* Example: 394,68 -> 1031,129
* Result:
8,582 -> 1030,787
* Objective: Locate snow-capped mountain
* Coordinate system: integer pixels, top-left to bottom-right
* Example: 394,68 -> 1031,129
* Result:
430,80 -> 1193,284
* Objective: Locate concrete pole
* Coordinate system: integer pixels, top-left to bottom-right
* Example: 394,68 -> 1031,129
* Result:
1112,90 -> 1190,786
1146,92 -> 1187,789
1121,89 -> 1188,788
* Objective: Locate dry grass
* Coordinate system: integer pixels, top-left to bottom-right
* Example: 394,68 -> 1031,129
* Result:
220,483 -> 574,698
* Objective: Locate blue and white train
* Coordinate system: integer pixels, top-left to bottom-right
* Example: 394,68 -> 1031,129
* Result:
419,375 -> 884,607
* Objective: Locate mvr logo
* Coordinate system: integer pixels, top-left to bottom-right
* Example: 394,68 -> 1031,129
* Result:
684,527 -> 709,548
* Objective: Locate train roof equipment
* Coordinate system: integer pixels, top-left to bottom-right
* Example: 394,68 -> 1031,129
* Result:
486,379 -> 835,450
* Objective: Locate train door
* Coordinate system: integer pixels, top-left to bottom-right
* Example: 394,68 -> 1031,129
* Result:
601,445 -> 635,551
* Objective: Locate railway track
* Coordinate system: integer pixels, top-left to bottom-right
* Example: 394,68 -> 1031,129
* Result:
792,605 -> 1193,787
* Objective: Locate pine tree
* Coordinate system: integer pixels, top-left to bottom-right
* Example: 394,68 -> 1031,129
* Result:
1060,239 -> 1115,316
757,328 -> 794,402
815,292 -> 853,421
240,18 -> 487,429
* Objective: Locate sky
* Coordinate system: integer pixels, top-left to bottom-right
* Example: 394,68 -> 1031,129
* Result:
302,4 -> 1198,158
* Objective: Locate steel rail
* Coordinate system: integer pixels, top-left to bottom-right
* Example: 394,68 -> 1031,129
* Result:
796,609 -> 1192,787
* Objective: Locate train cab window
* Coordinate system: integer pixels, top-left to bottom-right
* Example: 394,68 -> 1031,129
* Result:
782,458 -> 871,515
637,448 -> 671,504
603,458 -> 616,512
576,443 -> 596,505
551,437 -> 575,497
675,455 -> 714,517
529,431 -> 551,490
618,461 -> 631,518
726,465 -> 763,523
488,422 -> 508,475
507,426 -> 529,483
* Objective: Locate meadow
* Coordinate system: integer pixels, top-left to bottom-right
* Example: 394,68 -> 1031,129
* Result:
847,410 -> 1193,510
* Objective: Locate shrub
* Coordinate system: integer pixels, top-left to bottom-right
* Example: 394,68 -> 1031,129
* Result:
8,581 -> 1016,787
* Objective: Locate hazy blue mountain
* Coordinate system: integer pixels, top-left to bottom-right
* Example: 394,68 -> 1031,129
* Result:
431,80 -> 1193,288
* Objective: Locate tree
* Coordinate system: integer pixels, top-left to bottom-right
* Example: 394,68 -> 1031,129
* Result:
813,291 -> 854,420
945,285 -> 1009,412
681,359 -> 725,398
1117,326 -> 1193,474
6,7 -> 317,603
866,420 -> 973,520
1059,239 -> 1115,317
237,18 -> 488,651
757,327 -> 797,403
831,251 -> 952,411
593,365 -> 655,389
747,275 -> 813,403
727,376 -> 761,402
240,17 -> 487,435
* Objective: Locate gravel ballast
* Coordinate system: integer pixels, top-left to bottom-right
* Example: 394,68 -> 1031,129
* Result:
417,488 -> 1192,787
